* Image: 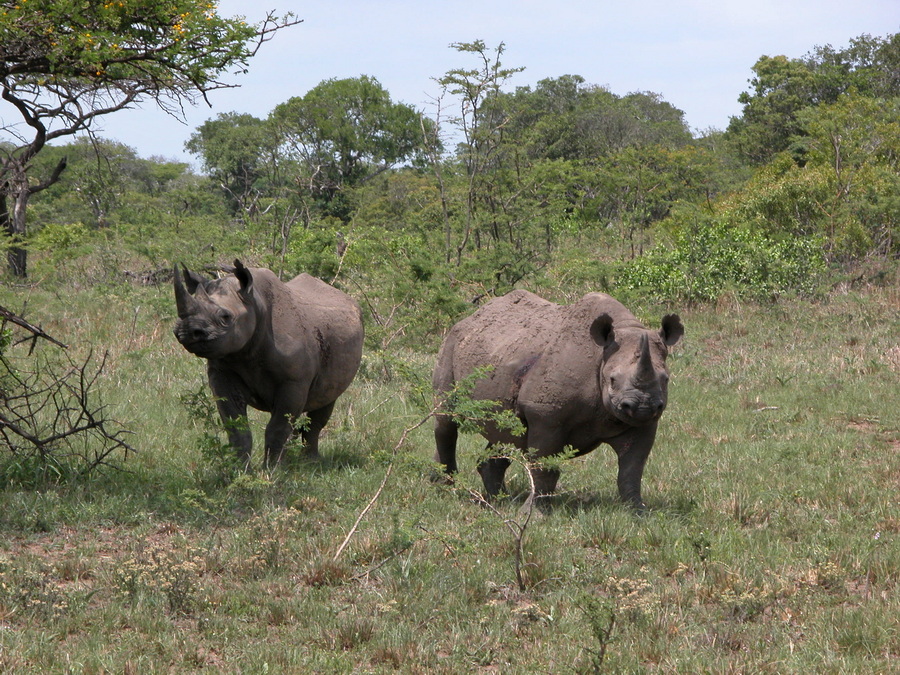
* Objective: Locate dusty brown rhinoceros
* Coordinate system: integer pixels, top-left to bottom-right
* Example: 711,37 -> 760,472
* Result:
173,259 -> 363,468
432,290 -> 683,509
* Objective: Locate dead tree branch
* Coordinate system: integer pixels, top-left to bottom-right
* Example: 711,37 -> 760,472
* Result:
332,407 -> 438,562
0,312 -> 135,483
0,304 -> 68,350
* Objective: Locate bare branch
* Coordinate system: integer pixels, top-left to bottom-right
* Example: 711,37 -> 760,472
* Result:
0,348 -> 136,482
0,304 -> 68,349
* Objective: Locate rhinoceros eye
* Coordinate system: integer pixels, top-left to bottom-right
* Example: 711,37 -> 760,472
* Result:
217,309 -> 233,325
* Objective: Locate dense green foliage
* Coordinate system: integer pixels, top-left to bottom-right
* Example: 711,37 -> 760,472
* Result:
727,33 -> 900,165
618,218 -> 827,303
8,33 -> 897,326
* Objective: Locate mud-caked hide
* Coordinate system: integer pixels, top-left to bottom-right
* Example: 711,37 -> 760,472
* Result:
432,289 -> 682,509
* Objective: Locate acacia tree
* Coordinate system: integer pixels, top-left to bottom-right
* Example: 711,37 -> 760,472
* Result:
436,40 -> 524,264
0,0 -> 299,276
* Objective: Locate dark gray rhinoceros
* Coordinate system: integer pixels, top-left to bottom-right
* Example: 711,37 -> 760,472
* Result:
173,260 -> 363,468
433,290 -> 683,509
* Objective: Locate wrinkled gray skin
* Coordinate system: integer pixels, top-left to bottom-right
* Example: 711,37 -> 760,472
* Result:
173,259 -> 363,468
433,290 -> 683,510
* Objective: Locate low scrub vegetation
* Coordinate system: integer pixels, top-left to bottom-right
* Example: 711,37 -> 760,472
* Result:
0,279 -> 896,672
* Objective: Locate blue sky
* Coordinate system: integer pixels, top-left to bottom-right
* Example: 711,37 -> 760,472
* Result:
91,0 -> 899,166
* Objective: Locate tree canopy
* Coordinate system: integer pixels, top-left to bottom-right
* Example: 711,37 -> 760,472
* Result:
9,31 -> 899,333
268,76 -> 432,220
0,0 -> 299,275
727,33 -> 900,164
186,112 -> 275,216
504,76 -> 692,160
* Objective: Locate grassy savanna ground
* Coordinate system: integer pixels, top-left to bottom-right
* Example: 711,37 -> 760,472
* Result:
0,279 -> 898,673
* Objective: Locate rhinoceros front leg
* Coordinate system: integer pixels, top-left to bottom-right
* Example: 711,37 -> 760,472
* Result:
433,413 -> 459,475
300,402 -> 335,460
207,368 -> 252,469
264,411 -> 295,467
608,423 -> 658,511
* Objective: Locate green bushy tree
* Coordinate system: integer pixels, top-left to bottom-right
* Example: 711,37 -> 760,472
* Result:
722,93 -> 900,260
726,31 -> 900,165
186,113 -> 276,217
270,76 -> 432,223
0,0 -> 298,276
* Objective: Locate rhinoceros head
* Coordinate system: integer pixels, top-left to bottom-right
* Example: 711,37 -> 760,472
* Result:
173,259 -> 257,359
590,313 -> 683,426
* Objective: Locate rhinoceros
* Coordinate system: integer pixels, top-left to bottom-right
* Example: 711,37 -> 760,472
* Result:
432,290 -> 683,509
173,259 -> 363,468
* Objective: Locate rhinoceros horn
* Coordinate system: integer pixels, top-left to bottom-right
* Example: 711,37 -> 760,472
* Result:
634,333 -> 655,384
174,265 -> 201,318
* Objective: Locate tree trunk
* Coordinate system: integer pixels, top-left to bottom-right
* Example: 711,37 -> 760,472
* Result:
2,184 -> 31,277
6,247 -> 27,277
1,156 -> 68,278
0,193 -> 25,277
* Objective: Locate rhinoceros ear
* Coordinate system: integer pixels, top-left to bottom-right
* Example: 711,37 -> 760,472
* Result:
660,314 -> 684,347
233,259 -> 253,299
590,313 -> 615,347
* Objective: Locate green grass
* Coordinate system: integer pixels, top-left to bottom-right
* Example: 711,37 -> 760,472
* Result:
0,281 -> 898,673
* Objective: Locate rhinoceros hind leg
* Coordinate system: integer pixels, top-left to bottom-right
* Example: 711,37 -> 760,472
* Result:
529,465 -> 560,496
477,451 -> 511,498
520,465 -> 561,514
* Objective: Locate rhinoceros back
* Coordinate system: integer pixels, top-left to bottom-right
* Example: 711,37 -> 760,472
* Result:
434,290 -> 647,400
256,269 -> 364,406
434,290 -> 563,401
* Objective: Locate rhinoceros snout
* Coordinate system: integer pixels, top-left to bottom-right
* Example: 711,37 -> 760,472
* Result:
616,398 -> 665,424
173,323 -> 213,352
188,327 -> 208,342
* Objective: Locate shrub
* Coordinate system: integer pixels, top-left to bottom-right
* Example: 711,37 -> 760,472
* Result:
0,343 -> 135,488
616,219 -> 827,303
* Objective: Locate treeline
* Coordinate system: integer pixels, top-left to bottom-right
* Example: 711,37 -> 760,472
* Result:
19,34 -> 900,348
